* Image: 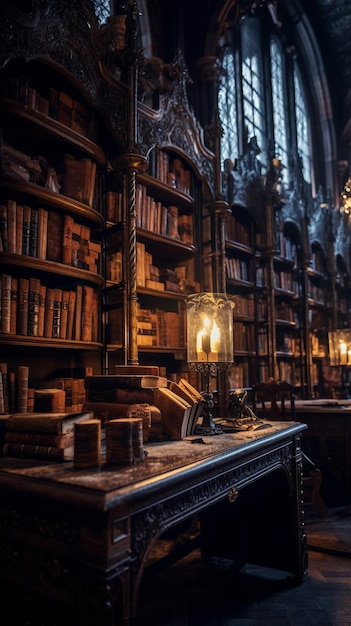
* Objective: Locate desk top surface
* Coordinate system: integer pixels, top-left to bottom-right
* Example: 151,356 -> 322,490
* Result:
0,421 -> 306,510
295,399 -> 351,412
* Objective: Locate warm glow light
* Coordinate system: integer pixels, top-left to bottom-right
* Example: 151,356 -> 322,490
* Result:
329,329 -> 351,367
186,293 -> 234,365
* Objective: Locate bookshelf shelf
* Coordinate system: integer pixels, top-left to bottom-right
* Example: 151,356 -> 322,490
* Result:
0,98 -> 106,166
0,334 -> 102,349
137,173 -> 195,211
0,176 -> 104,228
0,253 -> 104,287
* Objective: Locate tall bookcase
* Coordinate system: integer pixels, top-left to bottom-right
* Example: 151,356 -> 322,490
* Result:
0,55 -> 106,409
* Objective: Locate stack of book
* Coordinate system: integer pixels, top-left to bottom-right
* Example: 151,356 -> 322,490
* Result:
2,409 -> 94,462
84,368 -> 205,441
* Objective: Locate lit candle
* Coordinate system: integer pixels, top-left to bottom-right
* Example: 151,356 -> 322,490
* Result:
209,321 -> 220,362
340,341 -> 347,365
196,317 -> 211,361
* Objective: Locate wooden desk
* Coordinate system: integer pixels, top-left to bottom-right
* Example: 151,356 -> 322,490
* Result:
0,421 -> 307,626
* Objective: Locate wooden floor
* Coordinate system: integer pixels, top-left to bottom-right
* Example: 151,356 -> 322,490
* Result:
133,508 -> 351,626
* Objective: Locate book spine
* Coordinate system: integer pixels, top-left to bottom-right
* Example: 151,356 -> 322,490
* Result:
37,284 -> 46,337
18,278 -> 29,335
52,288 -> 62,339
0,363 -> 9,414
28,277 -> 40,336
22,205 -> 31,256
5,431 -> 74,447
44,288 -> 55,338
3,442 -> 72,461
1,274 -> 11,334
16,365 -> 29,413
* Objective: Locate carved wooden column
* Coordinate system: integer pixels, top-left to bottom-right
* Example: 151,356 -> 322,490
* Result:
114,1 -> 147,365
264,160 -> 281,380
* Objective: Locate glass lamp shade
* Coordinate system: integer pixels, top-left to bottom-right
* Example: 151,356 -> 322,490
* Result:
186,293 -> 234,364
328,329 -> 351,366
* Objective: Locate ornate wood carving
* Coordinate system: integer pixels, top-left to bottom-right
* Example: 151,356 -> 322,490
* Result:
138,50 -> 216,200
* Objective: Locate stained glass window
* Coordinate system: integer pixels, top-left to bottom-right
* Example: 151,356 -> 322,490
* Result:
294,66 -> 312,184
241,19 -> 265,161
270,38 -> 289,174
93,0 -> 111,25
218,49 -> 238,164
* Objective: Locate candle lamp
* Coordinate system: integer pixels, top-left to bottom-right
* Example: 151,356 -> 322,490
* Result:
186,292 -> 234,434
328,329 -> 351,397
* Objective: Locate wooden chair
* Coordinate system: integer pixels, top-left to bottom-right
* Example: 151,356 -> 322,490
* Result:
253,380 -> 328,517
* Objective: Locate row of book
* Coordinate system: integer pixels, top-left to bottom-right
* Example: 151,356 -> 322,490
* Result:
226,256 -> 251,282
1,366 -> 206,462
225,216 -> 251,246
2,409 -> 95,462
233,296 -> 267,321
2,73 -> 96,139
84,371 -> 205,441
273,270 -> 295,292
0,361 -> 90,415
148,151 -> 193,196
0,201 -> 101,272
0,274 -> 99,342
3,143 -> 97,208
135,183 -> 194,242
135,242 -> 199,292
107,305 -> 184,348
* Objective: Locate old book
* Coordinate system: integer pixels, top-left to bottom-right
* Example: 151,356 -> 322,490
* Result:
10,277 -> 18,334
84,374 -> 168,391
59,154 -> 86,203
15,203 -> 23,254
18,277 -> 29,335
62,214 -> 74,265
66,290 -> 76,340
37,284 -> 46,337
1,274 -> 11,334
0,363 -> 9,414
28,277 -> 40,336
153,386 -> 192,440
73,418 -> 101,469
60,290 -> 69,339
3,441 -> 75,462
81,285 -> 94,342
5,409 -> 94,434
37,207 -> 48,259
16,365 -> 29,413
84,386 -> 155,404
74,284 -> 83,341
22,204 -> 31,256
29,207 -> 38,257
44,287 -> 55,338
34,388 -> 66,413
5,430 -> 74,448
52,288 -> 62,339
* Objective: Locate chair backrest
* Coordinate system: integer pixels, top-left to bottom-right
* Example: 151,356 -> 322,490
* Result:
253,380 -> 296,421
